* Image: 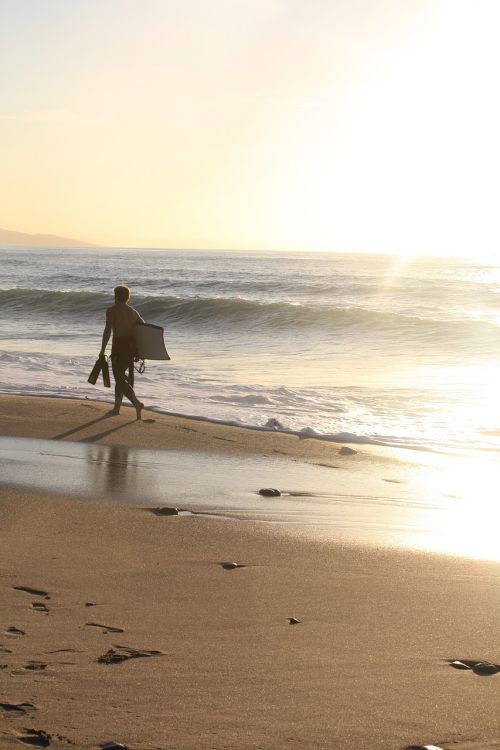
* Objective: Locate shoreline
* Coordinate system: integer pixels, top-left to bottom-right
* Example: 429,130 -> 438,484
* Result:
0,388 -> 482,459
0,392 -> 409,465
0,388 -> 403,449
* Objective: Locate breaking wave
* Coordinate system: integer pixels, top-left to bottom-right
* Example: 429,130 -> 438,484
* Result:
0,287 -> 497,342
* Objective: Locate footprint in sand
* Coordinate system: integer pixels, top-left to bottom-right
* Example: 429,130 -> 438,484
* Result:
14,728 -> 51,747
0,644 -> 13,653
24,662 -> 48,671
46,648 -> 81,654
0,702 -> 36,715
31,602 -> 49,615
6,626 -> 26,636
14,586 -> 50,600
97,645 -> 162,665
85,622 -> 124,634
10,662 -> 49,676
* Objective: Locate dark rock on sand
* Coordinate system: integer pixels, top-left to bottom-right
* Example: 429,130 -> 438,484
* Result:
472,661 -> 499,675
148,506 -> 180,516
404,746 -> 443,750
85,602 -> 96,607
221,562 -> 246,570
265,418 -> 284,429
448,658 -> 499,675
339,446 -> 357,455
259,488 -> 281,497
101,744 -> 129,750
288,617 -> 301,625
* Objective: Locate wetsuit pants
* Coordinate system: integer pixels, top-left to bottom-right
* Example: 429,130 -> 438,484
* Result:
111,353 -> 137,407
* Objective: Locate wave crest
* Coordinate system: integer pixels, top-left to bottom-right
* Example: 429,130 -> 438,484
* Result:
0,287 -> 497,340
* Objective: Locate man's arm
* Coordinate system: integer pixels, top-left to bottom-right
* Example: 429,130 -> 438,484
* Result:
99,308 -> 113,357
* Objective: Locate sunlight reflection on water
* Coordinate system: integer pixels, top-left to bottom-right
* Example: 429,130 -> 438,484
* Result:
2,435 -> 500,561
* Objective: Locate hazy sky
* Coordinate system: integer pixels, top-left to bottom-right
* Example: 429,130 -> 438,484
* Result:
1,0 -> 499,255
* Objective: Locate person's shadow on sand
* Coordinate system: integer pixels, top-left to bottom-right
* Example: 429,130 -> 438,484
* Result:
53,413 -> 136,441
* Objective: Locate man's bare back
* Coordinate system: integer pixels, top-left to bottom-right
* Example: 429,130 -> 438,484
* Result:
106,302 -> 143,338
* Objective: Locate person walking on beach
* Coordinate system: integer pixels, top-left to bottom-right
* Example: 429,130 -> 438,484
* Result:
99,284 -> 144,419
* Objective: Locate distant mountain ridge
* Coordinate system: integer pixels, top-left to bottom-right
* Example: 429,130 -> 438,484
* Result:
0,227 -> 96,248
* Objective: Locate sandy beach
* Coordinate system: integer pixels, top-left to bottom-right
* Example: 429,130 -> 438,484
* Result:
0,393 -> 394,464
2,394 -> 500,749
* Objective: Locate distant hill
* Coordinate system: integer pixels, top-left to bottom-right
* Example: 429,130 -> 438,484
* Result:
0,227 -> 97,248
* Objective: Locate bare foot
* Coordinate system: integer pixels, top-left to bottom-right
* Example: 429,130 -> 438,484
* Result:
107,407 -> 120,416
135,402 -> 144,420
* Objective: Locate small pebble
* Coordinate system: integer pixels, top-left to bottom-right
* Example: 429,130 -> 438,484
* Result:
221,562 -> 245,570
472,661 -> 498,676
85,602 -> 96,607
259,488 -> 281,497
339,446 -> 357,455
288,617 -> 301,625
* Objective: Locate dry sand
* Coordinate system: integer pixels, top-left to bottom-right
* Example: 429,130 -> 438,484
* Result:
1,394 -> 500,749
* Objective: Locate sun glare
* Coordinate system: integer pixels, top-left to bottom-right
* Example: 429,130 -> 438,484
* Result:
1,2 -> 499,254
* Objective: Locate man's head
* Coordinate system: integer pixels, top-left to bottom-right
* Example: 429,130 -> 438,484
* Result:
114,284 -> 131,303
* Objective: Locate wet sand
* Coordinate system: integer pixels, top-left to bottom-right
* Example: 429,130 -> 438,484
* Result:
1,394 -> 500,749
0,393 -> 388,463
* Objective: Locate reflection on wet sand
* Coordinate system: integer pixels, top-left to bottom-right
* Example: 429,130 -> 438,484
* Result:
391,449 -> 500,559
2,435 -> 500,560
85,444 -> 136,496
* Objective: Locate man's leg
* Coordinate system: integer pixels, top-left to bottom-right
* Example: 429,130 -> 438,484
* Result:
111,355 -> 125,413
113,379 -> 123,414
111,354 -> 143,419
113,362 -> 133,411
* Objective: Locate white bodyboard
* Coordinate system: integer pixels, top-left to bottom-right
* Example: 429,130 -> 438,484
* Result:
134,323 -> 170,360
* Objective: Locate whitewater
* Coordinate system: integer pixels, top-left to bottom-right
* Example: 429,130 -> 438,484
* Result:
1,246 -> 500,456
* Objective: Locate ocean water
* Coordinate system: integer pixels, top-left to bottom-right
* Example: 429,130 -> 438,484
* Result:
1,246 -> 500,456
